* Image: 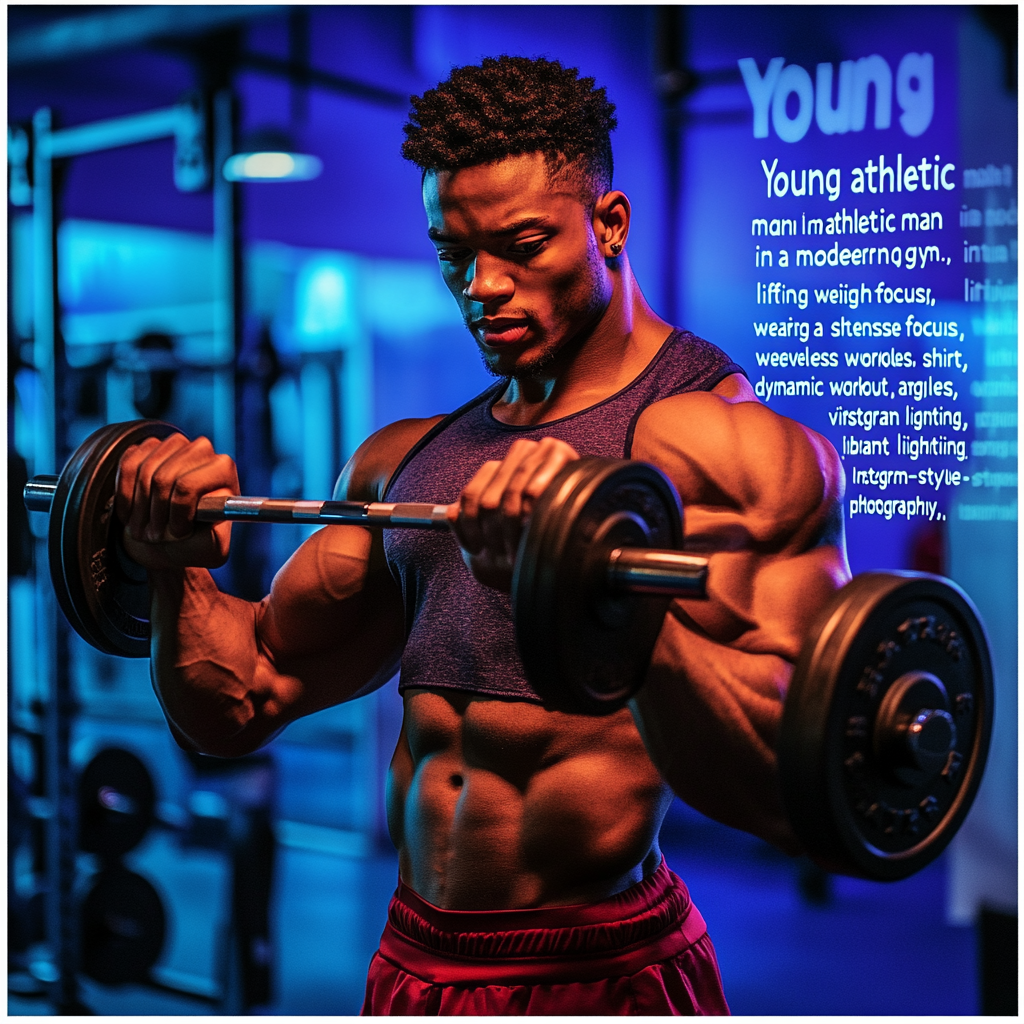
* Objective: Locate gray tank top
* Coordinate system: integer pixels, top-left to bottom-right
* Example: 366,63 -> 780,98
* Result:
383,329 -> 745,703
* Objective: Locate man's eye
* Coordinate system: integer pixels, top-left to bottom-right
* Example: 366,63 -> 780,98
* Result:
437,248 -> 472,264
509,238 -> 546,257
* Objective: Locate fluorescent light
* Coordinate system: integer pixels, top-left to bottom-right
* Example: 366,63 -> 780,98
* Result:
223,150 -> 322,182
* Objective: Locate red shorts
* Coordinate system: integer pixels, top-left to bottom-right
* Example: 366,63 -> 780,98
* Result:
361,859 -> 729,1015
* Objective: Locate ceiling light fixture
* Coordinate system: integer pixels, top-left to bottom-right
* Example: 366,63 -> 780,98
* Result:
223,126 -> 322,182
223,150 -> 322,182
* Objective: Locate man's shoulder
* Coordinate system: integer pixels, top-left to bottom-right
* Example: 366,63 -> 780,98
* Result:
334,416 -> 447,502
635,386 -> 810,451
632,391 -> 844,536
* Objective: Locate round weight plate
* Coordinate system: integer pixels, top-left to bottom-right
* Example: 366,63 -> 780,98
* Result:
512,459 -> 683,715
779,572 -> 993,881
49,420 -> 179,657
79,747 -> 156,858
80,867 -> 166,986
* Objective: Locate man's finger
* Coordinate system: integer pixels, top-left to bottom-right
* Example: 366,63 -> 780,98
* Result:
145,437 -> 219,539
497,439 -> 580,557
452,460 -> 503,554
127,433 -> 190,541
166,461 -> 239,540
520,441 -> 580,516
121,517 -> 233,570
115,436 -> 163,526
476,441 -> 539,555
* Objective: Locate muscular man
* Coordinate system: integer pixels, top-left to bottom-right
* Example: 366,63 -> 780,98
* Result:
116,57 -> 849,1014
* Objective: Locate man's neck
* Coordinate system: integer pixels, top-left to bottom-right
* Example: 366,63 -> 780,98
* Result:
492,263 -> 673,426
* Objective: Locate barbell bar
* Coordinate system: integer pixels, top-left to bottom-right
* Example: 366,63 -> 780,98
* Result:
24,419 -> 994,881
25,472 -> 710,597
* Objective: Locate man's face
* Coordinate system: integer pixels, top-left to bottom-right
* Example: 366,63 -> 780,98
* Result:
423,152 -> 611,379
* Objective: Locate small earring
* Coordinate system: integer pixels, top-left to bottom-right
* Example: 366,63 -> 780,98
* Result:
610,242 -> 623,256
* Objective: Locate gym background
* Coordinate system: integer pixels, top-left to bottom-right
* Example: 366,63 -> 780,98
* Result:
7,5 -> 1016,1015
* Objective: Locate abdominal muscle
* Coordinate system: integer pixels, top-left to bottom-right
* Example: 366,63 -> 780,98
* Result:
386,688 -> 674,910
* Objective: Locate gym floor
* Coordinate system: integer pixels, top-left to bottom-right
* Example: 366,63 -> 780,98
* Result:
10,799 -> 976,1016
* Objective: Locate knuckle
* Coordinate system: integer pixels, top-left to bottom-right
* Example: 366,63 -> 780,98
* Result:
170,477 -> 198,503
151,467 -> 177,492
138,450 -> 162,476
118,448 -> 145,475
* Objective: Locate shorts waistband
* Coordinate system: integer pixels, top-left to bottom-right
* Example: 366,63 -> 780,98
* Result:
377,858 -> 708,986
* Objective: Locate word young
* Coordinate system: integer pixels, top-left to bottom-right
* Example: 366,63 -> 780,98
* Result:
740,52 -> 933,143
760,156 -> 955,201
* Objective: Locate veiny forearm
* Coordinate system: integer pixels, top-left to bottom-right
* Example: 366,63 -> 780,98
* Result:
148,567 -> 300,757
146,527 -> 404,758
630,607 -> 802,854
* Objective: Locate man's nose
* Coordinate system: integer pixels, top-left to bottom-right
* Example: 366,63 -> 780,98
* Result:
464,254 -> 514,306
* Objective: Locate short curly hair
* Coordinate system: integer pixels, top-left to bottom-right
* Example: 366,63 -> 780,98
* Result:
402,55 -> 618,204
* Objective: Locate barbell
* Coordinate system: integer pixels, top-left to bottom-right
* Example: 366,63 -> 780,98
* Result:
25,420 -> 993,880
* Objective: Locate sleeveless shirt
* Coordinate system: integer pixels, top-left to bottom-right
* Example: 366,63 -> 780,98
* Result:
382,329 -> 745,704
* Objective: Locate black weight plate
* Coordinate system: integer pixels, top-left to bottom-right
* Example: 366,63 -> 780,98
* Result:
80,867 -> 166,986
779,572 -> 993,881
513,459 -> 683,715
79,747 -> 156,857
49,419 -> 179,657
47,422 -> 126,650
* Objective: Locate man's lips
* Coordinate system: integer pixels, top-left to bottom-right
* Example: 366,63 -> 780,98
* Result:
472,319 -> 530,345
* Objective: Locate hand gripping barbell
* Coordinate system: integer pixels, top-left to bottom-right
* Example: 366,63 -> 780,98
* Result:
26,420 -> 993,881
